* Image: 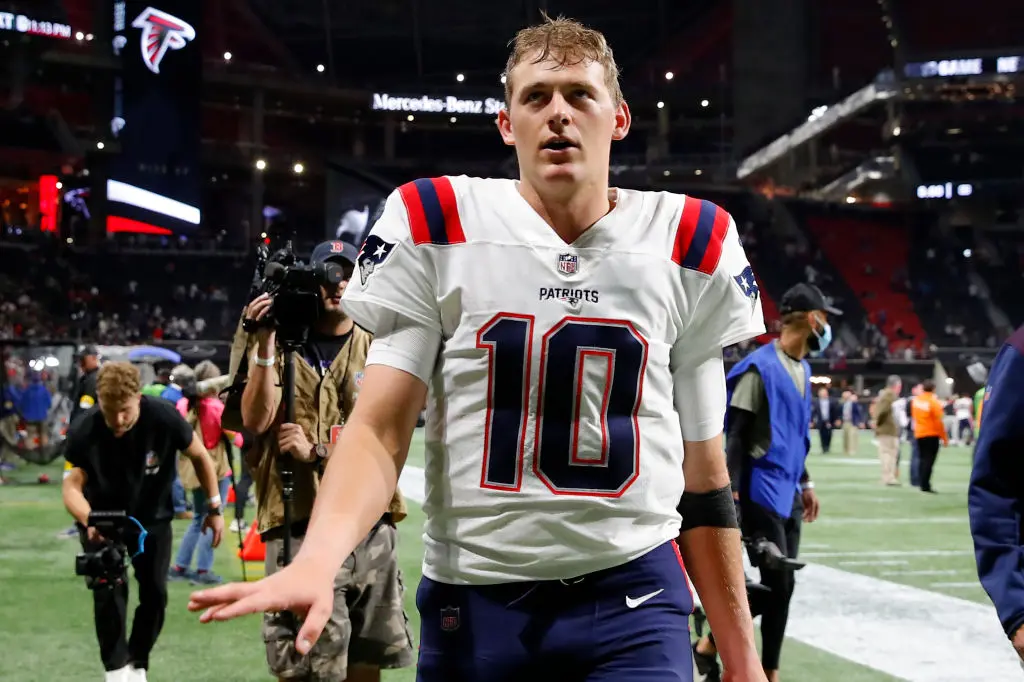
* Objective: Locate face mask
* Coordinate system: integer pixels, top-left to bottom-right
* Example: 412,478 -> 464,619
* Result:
807,315 -> 832,356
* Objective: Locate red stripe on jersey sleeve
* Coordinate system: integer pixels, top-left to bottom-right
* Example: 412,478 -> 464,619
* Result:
697,203 -> 731,275
430,177 -> 466,244
671,196 -> 703,267
398,181 -> 431,245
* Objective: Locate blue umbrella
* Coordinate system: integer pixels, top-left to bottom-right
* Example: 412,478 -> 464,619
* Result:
127,346 -> 181,365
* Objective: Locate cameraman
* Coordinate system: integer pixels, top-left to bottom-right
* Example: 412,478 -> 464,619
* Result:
62,362 -> 225,682
241,240 -> 413,682
692,284 -> 827,682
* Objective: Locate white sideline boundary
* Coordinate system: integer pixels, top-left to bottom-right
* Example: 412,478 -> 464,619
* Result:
398,466 -> 1021,682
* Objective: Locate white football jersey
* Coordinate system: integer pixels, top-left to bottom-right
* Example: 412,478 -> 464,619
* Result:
343,176 -> 764,585
954,397 -> 973,420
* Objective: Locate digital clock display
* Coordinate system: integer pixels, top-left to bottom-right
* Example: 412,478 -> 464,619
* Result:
0,12 -> 73,39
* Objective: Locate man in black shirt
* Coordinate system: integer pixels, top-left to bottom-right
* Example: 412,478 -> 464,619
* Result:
70,344 -> 101,423
63,362 -> 224,682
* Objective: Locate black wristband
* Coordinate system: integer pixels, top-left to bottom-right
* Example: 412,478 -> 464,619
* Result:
677,486 -> 739,532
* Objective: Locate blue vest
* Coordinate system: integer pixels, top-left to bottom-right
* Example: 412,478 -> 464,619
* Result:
726,343 -> 811,519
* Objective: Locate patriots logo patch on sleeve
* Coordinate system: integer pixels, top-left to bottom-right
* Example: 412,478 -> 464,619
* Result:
733,265 -> 760,308
357,235 -> 396,285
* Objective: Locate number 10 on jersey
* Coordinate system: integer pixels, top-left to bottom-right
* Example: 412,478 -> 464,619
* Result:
476,313 -> 649,497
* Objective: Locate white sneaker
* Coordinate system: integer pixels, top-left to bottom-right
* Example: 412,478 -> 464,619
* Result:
229,517 -> 245,532
104,666 -> 131,682
128,665 -> 148,681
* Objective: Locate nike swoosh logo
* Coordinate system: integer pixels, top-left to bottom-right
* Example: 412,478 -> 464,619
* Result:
625,588 -> 664,608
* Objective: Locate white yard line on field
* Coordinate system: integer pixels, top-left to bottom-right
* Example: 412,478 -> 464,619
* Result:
398,467 -> 1019,682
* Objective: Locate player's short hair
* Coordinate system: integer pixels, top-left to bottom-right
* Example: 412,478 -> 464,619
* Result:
504,14 -> 623,106
922,379 -> 936,392
886,374 -> 902,388
96,362 -> 142,405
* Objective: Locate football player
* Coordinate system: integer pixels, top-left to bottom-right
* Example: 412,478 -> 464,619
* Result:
190,15 -> 767,682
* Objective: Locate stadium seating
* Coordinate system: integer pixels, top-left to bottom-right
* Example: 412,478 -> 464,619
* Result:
969,229 -> 1024,332
805,213 -> 926,352
907,220 -> 995,347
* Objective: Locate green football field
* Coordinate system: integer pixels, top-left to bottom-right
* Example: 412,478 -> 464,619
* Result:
0,432 -> 1016,681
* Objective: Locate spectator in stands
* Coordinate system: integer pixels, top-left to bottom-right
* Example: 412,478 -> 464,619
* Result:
912,379 -> 947,493
841,391 -> 864,455
871,375 -> 902,486
811,387 -> 840,454
968,325 -> 1024,663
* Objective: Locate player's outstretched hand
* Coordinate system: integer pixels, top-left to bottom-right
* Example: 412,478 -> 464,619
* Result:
187,557 -> 334,655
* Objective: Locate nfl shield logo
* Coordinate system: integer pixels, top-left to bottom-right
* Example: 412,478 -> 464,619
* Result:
354,371 -> 364,388
557,253 -> 578,275
440,606 -> 460,632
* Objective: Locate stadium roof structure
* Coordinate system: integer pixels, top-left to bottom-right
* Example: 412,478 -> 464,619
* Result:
736,61 -> 1024,206
243,0 -> 725,91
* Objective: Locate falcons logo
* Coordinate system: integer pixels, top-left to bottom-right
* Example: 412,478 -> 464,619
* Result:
131,7 -> 196,74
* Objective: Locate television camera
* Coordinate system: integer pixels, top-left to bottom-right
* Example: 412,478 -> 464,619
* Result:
74,511 -> 147,589
242,239 -> 344,347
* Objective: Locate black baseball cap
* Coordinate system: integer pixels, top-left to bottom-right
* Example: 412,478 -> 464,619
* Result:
78,344 -> 99,358
311,240 -> 359,267
779,283 -> 842,316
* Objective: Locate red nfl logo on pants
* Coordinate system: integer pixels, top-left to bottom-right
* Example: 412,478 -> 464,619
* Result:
440,606 -> 460,632
557,253 -> 578,274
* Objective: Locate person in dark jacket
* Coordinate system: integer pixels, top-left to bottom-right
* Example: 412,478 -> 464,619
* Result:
969,324 -> 1024,662
811,387 -> 840,453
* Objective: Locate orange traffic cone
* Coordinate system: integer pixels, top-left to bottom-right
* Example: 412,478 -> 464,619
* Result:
226,485 -> 236,504
238,520 -> 265,562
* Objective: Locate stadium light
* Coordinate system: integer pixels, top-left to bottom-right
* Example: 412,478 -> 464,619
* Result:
316,64 -> 325,73
407,114 -> 415,122
500,75 -> 507,84
255,159 -> 266,171
845,196 -> 856,204
695,169 -> 703,176
86,33 -> 94,41
293,162 -> 304,174
657,101 -> 665,109
450,116 -> 457,123
75,31 -> 84,41
96,141 -> 105,150
963,248 -> 972,258
892,125 -> 901,137
665,71 -> 674,81
55,181 -> 63,189
701,99 -> 710,107
456,73 -> 465,82
223,51 -> 232,61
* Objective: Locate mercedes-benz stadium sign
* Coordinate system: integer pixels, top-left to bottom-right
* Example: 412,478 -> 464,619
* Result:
371,92 -> 506,116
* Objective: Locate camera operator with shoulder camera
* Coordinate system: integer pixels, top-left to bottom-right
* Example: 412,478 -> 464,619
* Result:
62,362 -> 225,682
241,240 -> 413,682
691,284 -> 829,682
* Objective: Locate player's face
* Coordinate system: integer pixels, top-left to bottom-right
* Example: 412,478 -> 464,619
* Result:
320,261 -> 353,316
497,54 -> 630,191
99,394 -> 141,438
